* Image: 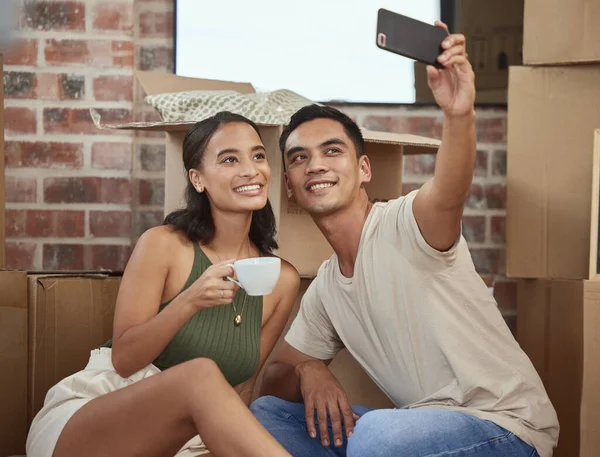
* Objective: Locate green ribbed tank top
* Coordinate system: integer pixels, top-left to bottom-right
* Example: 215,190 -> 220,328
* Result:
103,243 -> 263,387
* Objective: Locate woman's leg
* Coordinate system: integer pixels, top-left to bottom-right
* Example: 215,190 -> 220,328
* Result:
53,358 -> 290,457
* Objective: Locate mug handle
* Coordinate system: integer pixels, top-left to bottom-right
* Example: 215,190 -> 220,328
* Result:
225,263 -> 242,288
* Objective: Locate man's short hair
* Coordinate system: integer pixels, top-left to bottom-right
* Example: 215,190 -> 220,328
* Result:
280,105 -> 365,164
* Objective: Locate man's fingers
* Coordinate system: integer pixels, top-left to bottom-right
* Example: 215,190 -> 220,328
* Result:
316,398 -> 330,446
437,44 -> 466,64
340,402 -> 356,438
328,401 -> 344,447
444,55 -> 469,68
304,398 -> 317,439
434,20 -> 450,33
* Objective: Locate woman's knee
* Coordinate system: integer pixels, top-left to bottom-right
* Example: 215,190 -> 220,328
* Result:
174,358 -> 225,391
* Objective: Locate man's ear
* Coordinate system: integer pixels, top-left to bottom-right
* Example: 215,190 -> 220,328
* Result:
284,173 -> 293,198
359,155 -> 372,184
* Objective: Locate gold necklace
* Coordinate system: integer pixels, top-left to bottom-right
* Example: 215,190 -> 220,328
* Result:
212,238 -> 251,326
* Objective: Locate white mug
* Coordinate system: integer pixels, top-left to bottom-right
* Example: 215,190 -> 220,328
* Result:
226,257 -> 281,296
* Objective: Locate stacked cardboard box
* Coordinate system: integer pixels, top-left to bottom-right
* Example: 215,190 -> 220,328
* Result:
507,1 -> 600,455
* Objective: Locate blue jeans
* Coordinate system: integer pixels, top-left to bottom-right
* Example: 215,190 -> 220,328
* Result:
250,396 -> 539,457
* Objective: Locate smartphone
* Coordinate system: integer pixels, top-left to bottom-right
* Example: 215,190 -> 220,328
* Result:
376,8 -> 448,69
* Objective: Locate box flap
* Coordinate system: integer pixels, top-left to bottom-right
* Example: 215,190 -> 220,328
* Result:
361,129 -> 439,154
135,70 -> 256,96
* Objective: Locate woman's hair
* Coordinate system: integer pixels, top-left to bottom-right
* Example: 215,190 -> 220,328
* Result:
163,111 -> 278,254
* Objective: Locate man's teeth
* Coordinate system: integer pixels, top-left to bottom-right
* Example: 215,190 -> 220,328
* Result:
310,183 -> 334,190
235,184 -> 261,193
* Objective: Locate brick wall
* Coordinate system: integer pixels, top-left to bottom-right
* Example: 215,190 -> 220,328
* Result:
3,1 -> 507,277
3,0 -> 172,271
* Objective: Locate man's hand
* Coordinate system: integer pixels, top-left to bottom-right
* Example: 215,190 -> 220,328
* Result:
296,360 -> 359,447
427,21 -> 475,118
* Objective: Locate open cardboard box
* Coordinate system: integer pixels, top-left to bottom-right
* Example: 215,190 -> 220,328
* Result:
517,278 -> 600,457
507,64 -> 600,280
523,0 -> 600,65
94,71 -> 440,277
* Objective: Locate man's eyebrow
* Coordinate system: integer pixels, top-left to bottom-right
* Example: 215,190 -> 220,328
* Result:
320,138 -> 348,149
286,145 -> 307,157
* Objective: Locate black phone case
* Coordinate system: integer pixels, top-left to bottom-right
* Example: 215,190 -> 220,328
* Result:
376,8 -> 447,69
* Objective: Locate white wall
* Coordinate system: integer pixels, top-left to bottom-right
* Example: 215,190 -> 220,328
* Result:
176,0 -> 440,103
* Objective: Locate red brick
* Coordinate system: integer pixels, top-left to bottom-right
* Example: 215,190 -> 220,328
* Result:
138,143 -> 165,171
462,216 -> 486,243
465,183 -> 485,210
90,211 -> 132,237
475,118 -> 506,144
491,215 -> 505,244
43,108 -> 132,135
22,1 -> 85,31
86,245 -> 132,271
6,242 -> 36,270
133,210 -> 163,237
138,45 -> 173,71
44,177 -> 132,204
93,75 -> 133,101
403,155 -> 435,176
43,244 -> 84,270
5,210 -> 26,237
492,150 -> 506,176
92,142 -> 132,170
474,150 -> 488,177
4,38 -> 38,66
138,179 -> 165,206
93,3 -> 133,33
470,248 -> 505,275
25,210 -> 85,237
5,107 -> 37,134
4,72 -> 36,98
5,176 -> 37,203
401,182 -> 421,195
4,73 -> 85,100
485,183 -> 506,209
139,11 -> 173,38
6,141 -> 83,168
45,39 -> 134,68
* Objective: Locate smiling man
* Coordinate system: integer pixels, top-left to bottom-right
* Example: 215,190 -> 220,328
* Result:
250,23 -> 559,457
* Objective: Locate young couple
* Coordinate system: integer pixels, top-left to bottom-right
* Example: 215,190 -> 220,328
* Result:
26,24 -> 558,457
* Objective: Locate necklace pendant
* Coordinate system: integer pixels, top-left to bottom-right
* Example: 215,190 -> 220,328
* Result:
234,314 -> 242,326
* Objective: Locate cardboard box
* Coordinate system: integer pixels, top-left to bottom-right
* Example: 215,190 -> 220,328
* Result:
28,274 -> 121,423
517,279 -> 600,457
506,65 -> 600,279
414,62 -> 508,104
455,0 -> 523,91
94,71 -> 440,277
523,0 -> 600,65
0,271 -> 28,457
0,54 -> 6,269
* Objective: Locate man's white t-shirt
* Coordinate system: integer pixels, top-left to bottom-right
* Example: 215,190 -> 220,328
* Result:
285,191 -> 559,457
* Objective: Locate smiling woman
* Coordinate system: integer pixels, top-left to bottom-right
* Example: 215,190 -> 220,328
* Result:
25,111 -> 299,457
